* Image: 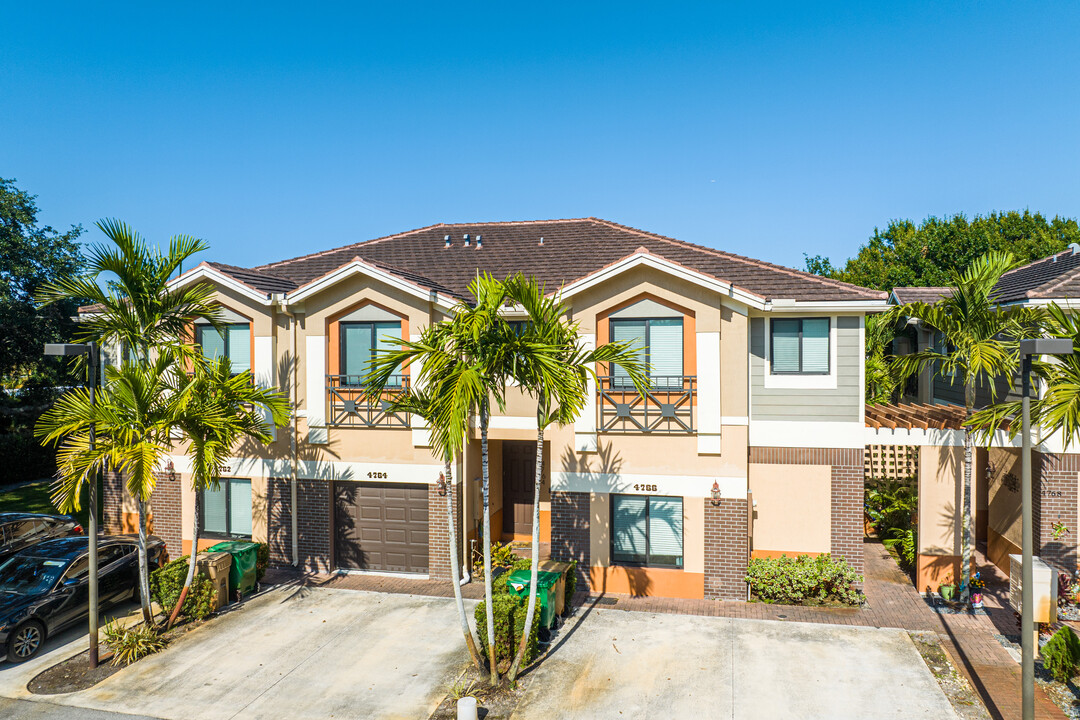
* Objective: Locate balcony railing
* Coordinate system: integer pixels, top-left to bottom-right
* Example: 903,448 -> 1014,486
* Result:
597,375 -> 696,434
327,374 -> 411,428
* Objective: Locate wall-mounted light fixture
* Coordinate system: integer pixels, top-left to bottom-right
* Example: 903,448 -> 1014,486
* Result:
710,481 -> 721,506
436,472 -> 448,497
165,459 -> 178,482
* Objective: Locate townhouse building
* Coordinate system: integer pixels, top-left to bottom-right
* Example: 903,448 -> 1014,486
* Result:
103,218 -> 887,600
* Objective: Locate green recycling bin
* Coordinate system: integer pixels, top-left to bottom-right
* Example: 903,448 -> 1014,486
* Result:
206,541 -> 259,597
506,569 -> 561,630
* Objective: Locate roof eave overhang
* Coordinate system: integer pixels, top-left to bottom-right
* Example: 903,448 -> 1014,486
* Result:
764,299 -> 890,313
284,258 -> 457,312
556,252 -> 768,310
167,264 -> 274,305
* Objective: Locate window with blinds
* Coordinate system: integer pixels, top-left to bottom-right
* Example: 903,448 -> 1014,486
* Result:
611,494 -> 683,568
340,321 -> 402,385
610,318 -> 683,389
200,478 -> 252,538
197,323 -> 251,375
769,318 -> 830,374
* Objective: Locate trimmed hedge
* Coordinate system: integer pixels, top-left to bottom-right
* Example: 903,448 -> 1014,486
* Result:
475,591 -> 540,667
255,542 -> 269,581
1043,626 -> 1080,683
149,556 -> 216,621
745,554 -> 862,606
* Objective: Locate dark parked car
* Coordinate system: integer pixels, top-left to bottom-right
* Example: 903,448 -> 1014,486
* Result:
0,535 -> 167,662
0,513 -> 83,564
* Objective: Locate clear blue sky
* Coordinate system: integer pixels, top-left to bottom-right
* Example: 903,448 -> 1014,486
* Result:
3,2 -> 1079,272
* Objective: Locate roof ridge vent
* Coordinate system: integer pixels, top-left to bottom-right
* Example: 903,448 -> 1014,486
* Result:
444,235 -> 451,249
463,233 -> 471,247
475,234 -> 482,249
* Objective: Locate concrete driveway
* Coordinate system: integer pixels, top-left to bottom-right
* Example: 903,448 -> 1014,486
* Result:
517,605 -> 958,720
2,585 -> 473,720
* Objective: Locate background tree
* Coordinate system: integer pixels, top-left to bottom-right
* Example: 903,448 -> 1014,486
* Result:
0,178 -> 83,484
806,211 -> 1080,292
891,252 -> 1044,598
864,313 -> 903,405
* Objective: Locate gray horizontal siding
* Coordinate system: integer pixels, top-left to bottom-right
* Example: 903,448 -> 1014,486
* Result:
750,316 -> 861,422
933,369 -> 1018,408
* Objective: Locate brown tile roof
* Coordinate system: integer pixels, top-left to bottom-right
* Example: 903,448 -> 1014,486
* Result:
993,248 -> 1080,302
890,287 -> 954,305
233,218 -> 885,303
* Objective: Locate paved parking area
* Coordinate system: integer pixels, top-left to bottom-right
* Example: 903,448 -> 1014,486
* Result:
1,585 -> 474,720
517,606 -> 958,720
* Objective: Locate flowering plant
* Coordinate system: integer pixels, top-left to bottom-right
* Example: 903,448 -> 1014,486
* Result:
969,572 -> 985,592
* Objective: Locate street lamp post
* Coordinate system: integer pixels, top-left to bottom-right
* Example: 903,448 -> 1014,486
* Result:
44,342 -> 101,669
1019,337 -> 1073,720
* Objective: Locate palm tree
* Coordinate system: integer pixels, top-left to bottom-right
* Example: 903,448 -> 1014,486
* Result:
892,251 -> 1044,596
36,357 -> 189,623
36,219 -> 221,624
502,274 -> 647,681
386,386 -> 483,669
166,355 -> 289,628
365,273 -> 543,685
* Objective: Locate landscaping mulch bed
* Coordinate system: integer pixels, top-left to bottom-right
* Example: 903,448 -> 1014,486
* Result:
428,665 -> 533,720
908,631 -> 991,720
28,618 -> 203,695
993,629 -> 1080,719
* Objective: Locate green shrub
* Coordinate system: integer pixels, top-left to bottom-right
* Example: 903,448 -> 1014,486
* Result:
1042,626 -> 1080,683
883,527 -> 917,571
101,619 -> 167,666
149,556 -> 216,621
563,560 -> 578,613
745,554 -> 863,606
255,542 -> 269,581
865,480 -> 917,538
475,591 -> 541,667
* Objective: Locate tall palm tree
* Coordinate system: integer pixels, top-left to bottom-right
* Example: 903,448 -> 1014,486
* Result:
387,386 -> 483,669
35,219 -> 221,624
892,251 -> 1044,596
166,355 -> 289,628
502,275 -> 647,681
36,357 -> 189,623
365,274 -> 545,685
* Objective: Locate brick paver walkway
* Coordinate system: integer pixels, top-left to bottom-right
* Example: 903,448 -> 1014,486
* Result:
263,540 -> 1070,720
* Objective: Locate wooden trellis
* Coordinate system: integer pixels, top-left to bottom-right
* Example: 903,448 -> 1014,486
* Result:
865,444 -> 919,484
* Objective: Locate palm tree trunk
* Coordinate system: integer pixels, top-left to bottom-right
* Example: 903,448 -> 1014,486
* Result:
136,498 -> 154,625
168,491 -> 199,629
961,378 -> 974,599
508,410 -> 545,681
480,399 -> 497,685
446,457 -> 483,668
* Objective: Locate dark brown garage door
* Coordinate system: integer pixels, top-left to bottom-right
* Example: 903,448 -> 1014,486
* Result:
333,482 -> 428,574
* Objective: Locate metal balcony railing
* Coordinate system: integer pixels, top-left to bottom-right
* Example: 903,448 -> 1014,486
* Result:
326,374 -> 411,428
597,375 -> 696,434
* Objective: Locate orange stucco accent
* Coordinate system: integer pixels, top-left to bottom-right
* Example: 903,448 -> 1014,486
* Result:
326,300 -> 410,377
182,537 -> 227,556
539,508 -> 551,545
121,512 -> 140,534
588,565 -> 705,599
916,554 -> 962,595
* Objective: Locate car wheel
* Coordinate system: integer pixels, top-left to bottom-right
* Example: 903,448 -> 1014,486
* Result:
7,620 -> 45,663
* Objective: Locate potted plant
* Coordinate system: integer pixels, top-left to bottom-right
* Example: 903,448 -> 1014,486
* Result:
939,572 -> 956,602
970,572 -> 985,608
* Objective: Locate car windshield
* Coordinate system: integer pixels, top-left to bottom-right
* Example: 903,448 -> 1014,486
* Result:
0,556 -> 68,595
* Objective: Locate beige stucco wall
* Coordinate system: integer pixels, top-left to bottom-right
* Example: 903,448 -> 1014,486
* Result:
749,464 -> 831,555
918,445 -> 963,556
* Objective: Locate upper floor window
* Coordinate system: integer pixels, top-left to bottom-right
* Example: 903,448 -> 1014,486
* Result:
340,321 -> 402,386
770,318 -> 829,375
196,322 -> 251,375
610,317 -> 683,388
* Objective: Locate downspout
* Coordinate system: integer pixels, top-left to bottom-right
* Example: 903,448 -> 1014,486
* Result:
275,295 -> 301,567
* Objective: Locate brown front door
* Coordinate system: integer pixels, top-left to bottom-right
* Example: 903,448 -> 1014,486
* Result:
502,441 -> 535,536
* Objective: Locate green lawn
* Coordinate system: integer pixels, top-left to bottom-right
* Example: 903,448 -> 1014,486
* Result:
0,479 -> 100,529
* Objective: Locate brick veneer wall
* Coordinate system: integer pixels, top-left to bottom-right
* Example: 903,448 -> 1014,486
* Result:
428,479 -> 461,581
267,478 -> 331,572
149,471 -> 182,558
704,497 -> 749,600
550,491 -> 590,586
102,470 -> 125,534
1035,452 -> 1080,575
